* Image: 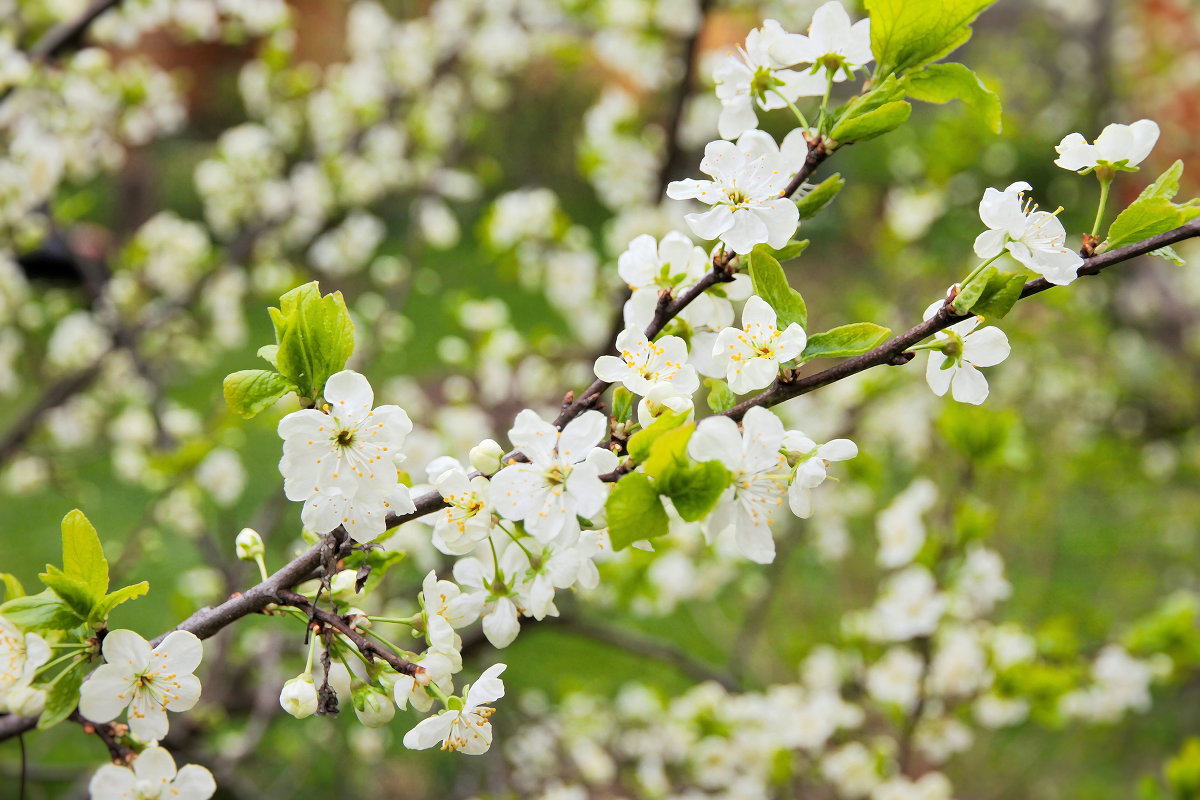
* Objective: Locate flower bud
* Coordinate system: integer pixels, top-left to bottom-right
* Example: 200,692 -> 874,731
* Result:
235,528 -> 264,561
345,607 -> 371,630
469,438 -> 504,474
352,684 -> 395,728
7,685 -> 45,717
279,675 -> 318,719
329,569 -> 360,603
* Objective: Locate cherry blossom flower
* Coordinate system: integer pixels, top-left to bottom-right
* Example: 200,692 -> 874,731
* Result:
402,663 -> 506,754
921,300 -> 1011,405
712,20 -> 826,139
418,569 -> 475,650
782,430 -> 857,517
279,674 -> 318,719
278,370 -> 415,540
0,615 -> 50,714
594,328 -> 698,397
489,409 -> 618,546
666,131 -> 804,254
393,651 -> 457,713
88,743 -> 215,800
1054,119 -> 1160,174
449,545 -> 532,648
79,629 -> 203,742
686,406 -> 791,563
712,295 -> 807,394
771,1 -> 872,81
617,231 -> 709,297
973,181 -> 1083,285
426,458 -> 494,555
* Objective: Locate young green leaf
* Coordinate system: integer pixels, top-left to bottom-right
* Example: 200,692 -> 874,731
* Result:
747,249 -> 807,329
951,265 -> 997,314
269,282 -> 356,401
1151,246 -> 1186,266
0,590 -> 86,632
642,424 -> 694,480
39,662 -> 87,730
627,409 -> 690,463
904,62 -> 1002,133
866,0 -> 997,77
801,323 -> 892,360
91,581 -> 150,622
830,100 -> 911,144
39,572 -> 96,619
611,386 -> 634,424
794,175 -> 845,220
223,369 -> 298,419
0,572 -> 24,601
706,378 -> 737,413
969,271 -> 1027,319
606,473 -> 669,550
60,509 -> 108,597
1106,161 -> 1200,250
656,461 -> 732,523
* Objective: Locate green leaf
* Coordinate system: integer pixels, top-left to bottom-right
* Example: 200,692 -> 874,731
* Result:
39,662 -> 87,730
794,175 -> 845,220
0,572 -> 24,601
257,344 -> 279,367
1151,245 -> 1186,266
223,369 -> 298,419
611,387 -> 633,424
752,239 -> 811,264
705,378 -> 737,413
830,100 -> 911,144
1106,161 -> 1200,250
747,249 -> 807,329
866,0 -> 997,77
627,409 -> 690,463
60,510 -> 108,597
969,271 -> 1027,319
606,473 -> 669,550
657,461 -> 732,522
0,590 -> 85,632
269,282 -> 356,400
951,265 -> 997,314
91,581 -> 150,622
904,63 -> 1002,133
642,424 -> 694,480
39,572 -> 96,619
801,323 -> 892,360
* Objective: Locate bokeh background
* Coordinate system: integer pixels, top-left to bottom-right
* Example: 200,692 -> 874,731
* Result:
2,0 -> 1200,797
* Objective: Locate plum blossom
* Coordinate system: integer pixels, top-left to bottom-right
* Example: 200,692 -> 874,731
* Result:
489,409 -> 618,546
449,544 -> 532,648
712,295 -> 807,394
403,663 -> 506,754
1055,119 -> 1159,174
88,743 -> 215,800
0,615 -> 50,714
666,131 -> 805,254
278,370 -> 416,540
594,328 -> 698,397
712,19 -> 826,139
617,231 -> 709,298
973,181 -> 1083,285
393,651 -> 458,713
782,429 -> 857,517
279,674 -> 318,719
79,629 -> 203,742
921,300 -> 1011,405
772,1 -> 873,81
426,458 -> 494,555
686,406 -> 791,563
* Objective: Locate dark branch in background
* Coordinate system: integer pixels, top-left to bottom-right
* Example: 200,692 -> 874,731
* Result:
0,0 -> 124,106
654,0 -> 715,192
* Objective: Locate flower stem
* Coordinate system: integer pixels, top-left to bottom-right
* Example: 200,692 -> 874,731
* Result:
34,651 -> 81,679
303,632 -> 317,676
959,252 -> 1005,289
816,71 -> 835,134
254,554 -> 269,583
1091,176 -> 1113,238
771,89 -> 810,129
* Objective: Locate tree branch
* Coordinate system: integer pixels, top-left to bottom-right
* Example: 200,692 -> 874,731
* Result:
275,590 -> 420,677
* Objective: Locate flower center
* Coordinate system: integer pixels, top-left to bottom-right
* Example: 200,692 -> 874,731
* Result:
335,428 -> 357,449
727,188 -> 749,206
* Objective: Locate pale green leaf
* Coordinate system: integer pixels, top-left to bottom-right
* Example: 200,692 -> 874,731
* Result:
795,175 -> 846,220
866,0 -> 997,77
801,323 -> 892,360
705,378 -> 737,413
747,249 -> 807,329
1107,161 -> 1200,250
904,62 -> 1002,133
60,509 -> 107,597
223,369 -> 298,419
606,473 -> 669,550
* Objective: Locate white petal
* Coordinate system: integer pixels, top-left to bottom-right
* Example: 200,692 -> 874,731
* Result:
685,205 -> 735,242
172,765 -> 217,800
403,711 -> 457,750
688,417 -> 743,469
132,744 -> 178,783
963,327 -> 1010,367
950,363 -> 990,405
102,629 -> 152,674
157,631 -> 203,675
925,353 -> 953,397
465,663 -> 507,707
558,410 -> 607,463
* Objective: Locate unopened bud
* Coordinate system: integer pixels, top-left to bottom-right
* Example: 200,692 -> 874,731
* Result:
352,684 -> 396,728
280,675 -> 318,719
345,607 -> 371,630
235,528 -> 264,560
7,685 -> 45,717
329,569 -> 360,603
469,439 -> 504,474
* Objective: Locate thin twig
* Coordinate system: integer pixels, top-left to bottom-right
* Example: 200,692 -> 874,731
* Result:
275,589 -> 421,677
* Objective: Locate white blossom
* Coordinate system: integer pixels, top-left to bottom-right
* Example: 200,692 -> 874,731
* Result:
1055,119 -> 1160,173
712,20 -> 826,139
772,1 -> 873,81
687,406 -> 791,563
0,616 -> 50,714
712,295 -> 807,394
666,131 -> 805,254
594,328 -> 698,397
973,181 -> 1084,285
88,743 -> 215,800
870,565 -> 945,641
279,674 -> 318,719
426,458 -> 494,555
403,663 -> 506,754
489,409 -> 618,546
782,429 -> 857,518
922,300 -> 1011,405
79,629 -> 203,742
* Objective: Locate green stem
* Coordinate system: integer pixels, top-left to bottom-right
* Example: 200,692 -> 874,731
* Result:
499,523 -> 534,559
369,615 -> 418,626
303,631 -> 317,676
34,652 -> 81,679
254,554 -> 269,583
770,89 -> 810,129
816,71 -> 835,134
960,252 -> 1005,289
1091,176 -> 1113,238
365,628 -> 415,659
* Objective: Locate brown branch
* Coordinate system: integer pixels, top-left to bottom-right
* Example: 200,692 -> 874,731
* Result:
781,135 -> 831,199
69,710 -> 136,765
275,590 -> 421,677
